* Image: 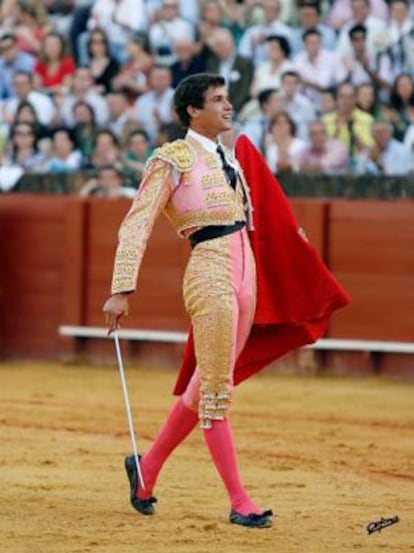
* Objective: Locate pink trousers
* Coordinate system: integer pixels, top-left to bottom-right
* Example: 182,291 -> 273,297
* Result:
182,228 -> 256,428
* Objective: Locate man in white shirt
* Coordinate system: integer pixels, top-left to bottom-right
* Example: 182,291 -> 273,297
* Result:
279,71 -> 317,140
134,65 -> 175,145
2,71 -> 55,126
294,29 -> 347,107
238,0 -> 294,64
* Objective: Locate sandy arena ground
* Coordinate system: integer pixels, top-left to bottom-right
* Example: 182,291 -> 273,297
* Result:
0,361 -> 413,553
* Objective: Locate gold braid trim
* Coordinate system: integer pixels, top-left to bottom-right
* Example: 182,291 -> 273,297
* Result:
146,139 -> 196,173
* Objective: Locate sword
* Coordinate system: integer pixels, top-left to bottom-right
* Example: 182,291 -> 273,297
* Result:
113,331 -> 146,490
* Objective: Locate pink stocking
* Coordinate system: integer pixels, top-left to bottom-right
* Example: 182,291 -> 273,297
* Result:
138,397 -> 198,499
203,419 -> 261,515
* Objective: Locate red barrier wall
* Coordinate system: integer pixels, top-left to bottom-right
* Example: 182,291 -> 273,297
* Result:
1,195 -> 413,369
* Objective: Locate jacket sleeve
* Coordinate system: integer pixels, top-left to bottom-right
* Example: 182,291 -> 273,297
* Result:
111,159 -> 173,294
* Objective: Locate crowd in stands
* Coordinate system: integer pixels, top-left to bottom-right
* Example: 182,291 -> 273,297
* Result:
0,0 -> 413,195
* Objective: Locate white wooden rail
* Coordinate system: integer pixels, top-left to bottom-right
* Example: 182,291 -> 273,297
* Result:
58,325 -> 414,354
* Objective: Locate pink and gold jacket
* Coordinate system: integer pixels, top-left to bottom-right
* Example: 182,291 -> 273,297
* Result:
111,134 -> 253,294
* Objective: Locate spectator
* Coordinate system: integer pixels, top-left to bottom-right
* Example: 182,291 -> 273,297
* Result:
72,99 -> 98,160
44,126 -> 82,172
123,128 -> 153,182
112,35 -> 153,103
328,0 -> 388,31
170,38 -> 206,89
264,110 -> 307,174
215,0 -> 246,45
356,82 -> 381,118
89,128 -> 121,169
278,70 -> 316,140
319,90 -> 337,116
335,0 -> 387,58
7,0 -> 51,56
13,99 -> 51,141
198,0 -> 225,47
86,0 -> 148,63
43,0 -> 75,35
365,119 -> 414,174
86,27 -> 120,94
206,27 -> 253,113
294,28 -> 347,107
241,88 -> 284,151
78,163 -> 136,197
2,70 -> 56,125
60,66 -> 109,127
323,82 -> 375,163
403,122 -> 414,154
238,0 -> 294,64
0,32 -> 35,100
386,73 -> 414,141
292,0 -> 337,54
342,24 -> 392,89
148,0 -> 195,66
4,121 -> 45,171
386,0 -> 414,77
106,91 -> 141,145
34,31 -> 75,94
134,65 -> 175,145
250,35 -> 294,97
297,120 -> 349,173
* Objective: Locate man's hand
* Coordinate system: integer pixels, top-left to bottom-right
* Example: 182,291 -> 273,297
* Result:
102,293 -> 129,335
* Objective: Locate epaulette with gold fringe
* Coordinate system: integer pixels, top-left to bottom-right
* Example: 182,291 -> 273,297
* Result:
147,139 -> 196,172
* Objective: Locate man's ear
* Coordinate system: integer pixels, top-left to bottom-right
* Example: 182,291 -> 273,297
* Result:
187,105 -> 199,119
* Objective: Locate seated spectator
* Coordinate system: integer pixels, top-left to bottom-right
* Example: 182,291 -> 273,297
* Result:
342,24 -> 392,89
364,119 -> 414,175
241,88 -> 285,151
154,121 -> 186,147
89,128 -> 122,169
319,90 -> 337,116
7,0 -> 52,56
60,66 -> 109,127
386,0 -> 414,78
72,100 -> 98,161
279,70 -> 316,140
403,123 -> 414,154
297,120 -> 349,173
170,37 -> 206,89
43,0 -> 75,35
78,163 -> 136,198
264,111 -> 307,174
250,35 -> 294,97
198,0 -> 225,47
385,73 -> 414,141
13,99 -> 51,141
356,82 -> 381,118
204,0 -> 246,45
206,27 -> 253,114
292,0 -> 337,54
34,31 -> 76,95
2,70 -> 56,125
106,91 -> 141,146
148,0 -> 195,66
328,0 -> 388,31
335,0 -> 388,58
122,128 -> 153,183
44,127 -> 82,172
4,121 -> 45,171
0,32 -> 35,100
112,35 -> 152,104
134,65 -> 175,145
294,28 -> 347,108
238,0 -> 294,64
323,82 -> 374,162
86,28 -> 120,94
86,0 -> 148,64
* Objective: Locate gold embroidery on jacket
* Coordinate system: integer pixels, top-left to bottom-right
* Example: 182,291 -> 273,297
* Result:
111,160 -> 172,294
147,139 -> 196,173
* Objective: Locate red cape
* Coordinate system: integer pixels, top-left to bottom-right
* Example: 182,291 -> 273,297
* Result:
173,135 -> 350,395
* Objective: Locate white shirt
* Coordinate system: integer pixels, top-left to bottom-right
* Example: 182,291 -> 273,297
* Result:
135,87 -> 175,144
88,0 -> 148,43
238,22 -> 294,64
336,16 -> 387,58
4,91 -> 56,125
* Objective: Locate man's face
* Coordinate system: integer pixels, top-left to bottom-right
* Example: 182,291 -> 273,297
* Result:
373,123 -> 392,150
73,69 -> 93,93
0,37 -> 17,61
390,0 -> 409,23
350,31 -> 366,55
352,0 -> 369,22
150,68 -> 171,93
162,0 -> 179,21
263,0 -> 279,22
190,85 -> 233,135
107,94 -> 125,118
304,34 -> 321,57
98,168 -> 122,191
299,6 -> 319,28
13,74 -> 32,97
282,75 -> 299,97
337,85 -> 356,113
309,123 -> 327,151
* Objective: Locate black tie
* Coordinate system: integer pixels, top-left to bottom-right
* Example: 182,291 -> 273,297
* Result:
217,144 -> 237,190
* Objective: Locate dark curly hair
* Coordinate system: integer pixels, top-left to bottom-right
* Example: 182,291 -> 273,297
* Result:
173,73 -> 226,128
